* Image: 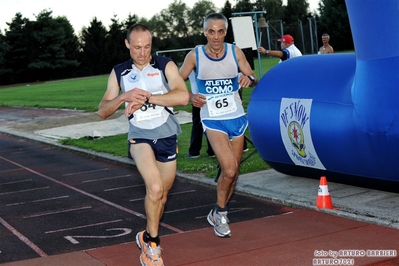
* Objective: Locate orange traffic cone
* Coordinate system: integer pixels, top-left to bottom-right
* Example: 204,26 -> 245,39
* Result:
316,176 -> 333,209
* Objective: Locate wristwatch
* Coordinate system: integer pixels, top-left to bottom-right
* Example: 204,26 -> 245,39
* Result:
247,75 -> 255,85
145,93 -> 152,105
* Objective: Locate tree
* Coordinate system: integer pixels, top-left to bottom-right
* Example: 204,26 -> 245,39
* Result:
159,0 -> 190,40
148,13 -> 169,42
189,0 -> 217,35
0,0 -> 353,86
233,0 -> 254,13
3,13 -> 30,84
189,0 -> 217,46
106,15 -> 129,68
284,0 -> 310,24
54,16 -> 81,78
123,13 -> 140,30
222,0 -> 234,44
27,10 -> 80,81
255,0 -> 283,21
141,16 -> 165,52
317,0 -> 353,51
0,30 -> 12,84
79,18 -> 108,76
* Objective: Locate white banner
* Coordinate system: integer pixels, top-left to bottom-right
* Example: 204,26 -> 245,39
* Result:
230,16 -> 257,50
280,98 -> 325,170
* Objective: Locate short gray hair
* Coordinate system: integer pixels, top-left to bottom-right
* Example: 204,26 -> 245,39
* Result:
203,13 -> 228,30
322,33 -> 330,38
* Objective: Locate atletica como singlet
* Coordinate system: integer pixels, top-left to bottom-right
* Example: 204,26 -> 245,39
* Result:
195,43 -> 245,121
114,56 -> 181,140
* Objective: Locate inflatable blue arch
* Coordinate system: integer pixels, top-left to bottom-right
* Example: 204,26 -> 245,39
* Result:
247,0 -> 399,188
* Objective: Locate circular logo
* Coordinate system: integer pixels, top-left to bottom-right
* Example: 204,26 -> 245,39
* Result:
128,72 -> 139,83
288,121 -> 306,157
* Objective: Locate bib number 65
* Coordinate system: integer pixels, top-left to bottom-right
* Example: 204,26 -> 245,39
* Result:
216,98 -> 228,108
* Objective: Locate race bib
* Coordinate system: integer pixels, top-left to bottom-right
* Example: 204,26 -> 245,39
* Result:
133,90 -> 164,121
206,93 -> 237,117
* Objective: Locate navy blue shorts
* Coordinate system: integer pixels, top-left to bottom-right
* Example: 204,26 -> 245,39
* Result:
128,135 -> 178,162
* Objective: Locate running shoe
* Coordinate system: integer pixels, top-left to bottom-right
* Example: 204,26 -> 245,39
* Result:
207,209 -> 231,237
185,153 -> 200,159
136,231 -> 164,266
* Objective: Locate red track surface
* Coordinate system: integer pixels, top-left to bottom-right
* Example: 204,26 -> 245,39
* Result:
3,210 -> 399,265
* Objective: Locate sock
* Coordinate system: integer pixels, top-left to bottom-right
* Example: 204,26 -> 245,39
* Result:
144,231 -> 160,246
214,204 -> 227,213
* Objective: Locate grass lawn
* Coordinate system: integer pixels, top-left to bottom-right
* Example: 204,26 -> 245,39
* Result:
0,57 -> 280,177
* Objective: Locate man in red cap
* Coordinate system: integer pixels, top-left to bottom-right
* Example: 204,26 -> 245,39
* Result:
258,34 -> 302,63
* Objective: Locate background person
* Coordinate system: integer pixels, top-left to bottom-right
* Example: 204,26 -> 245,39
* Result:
185,70 -> 215,158
257,34 -> 302,63
98,23 -> 189,266
179,13 -> 257,238
319,33 -> 334,54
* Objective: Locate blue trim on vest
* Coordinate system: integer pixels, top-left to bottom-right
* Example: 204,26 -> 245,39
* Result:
113,55 -> 171,88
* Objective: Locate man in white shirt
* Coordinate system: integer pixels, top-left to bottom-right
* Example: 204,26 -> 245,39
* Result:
258,34 -> 302,62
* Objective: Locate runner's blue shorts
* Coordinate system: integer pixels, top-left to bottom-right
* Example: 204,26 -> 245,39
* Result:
128,135 -> 178,162
202,116 -> 248,140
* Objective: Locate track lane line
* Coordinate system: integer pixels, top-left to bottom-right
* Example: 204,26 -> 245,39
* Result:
0,216 -> 48,257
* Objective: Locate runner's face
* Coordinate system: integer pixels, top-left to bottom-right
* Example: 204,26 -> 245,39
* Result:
204,20 -> 226,50
125,30 -> 152,68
